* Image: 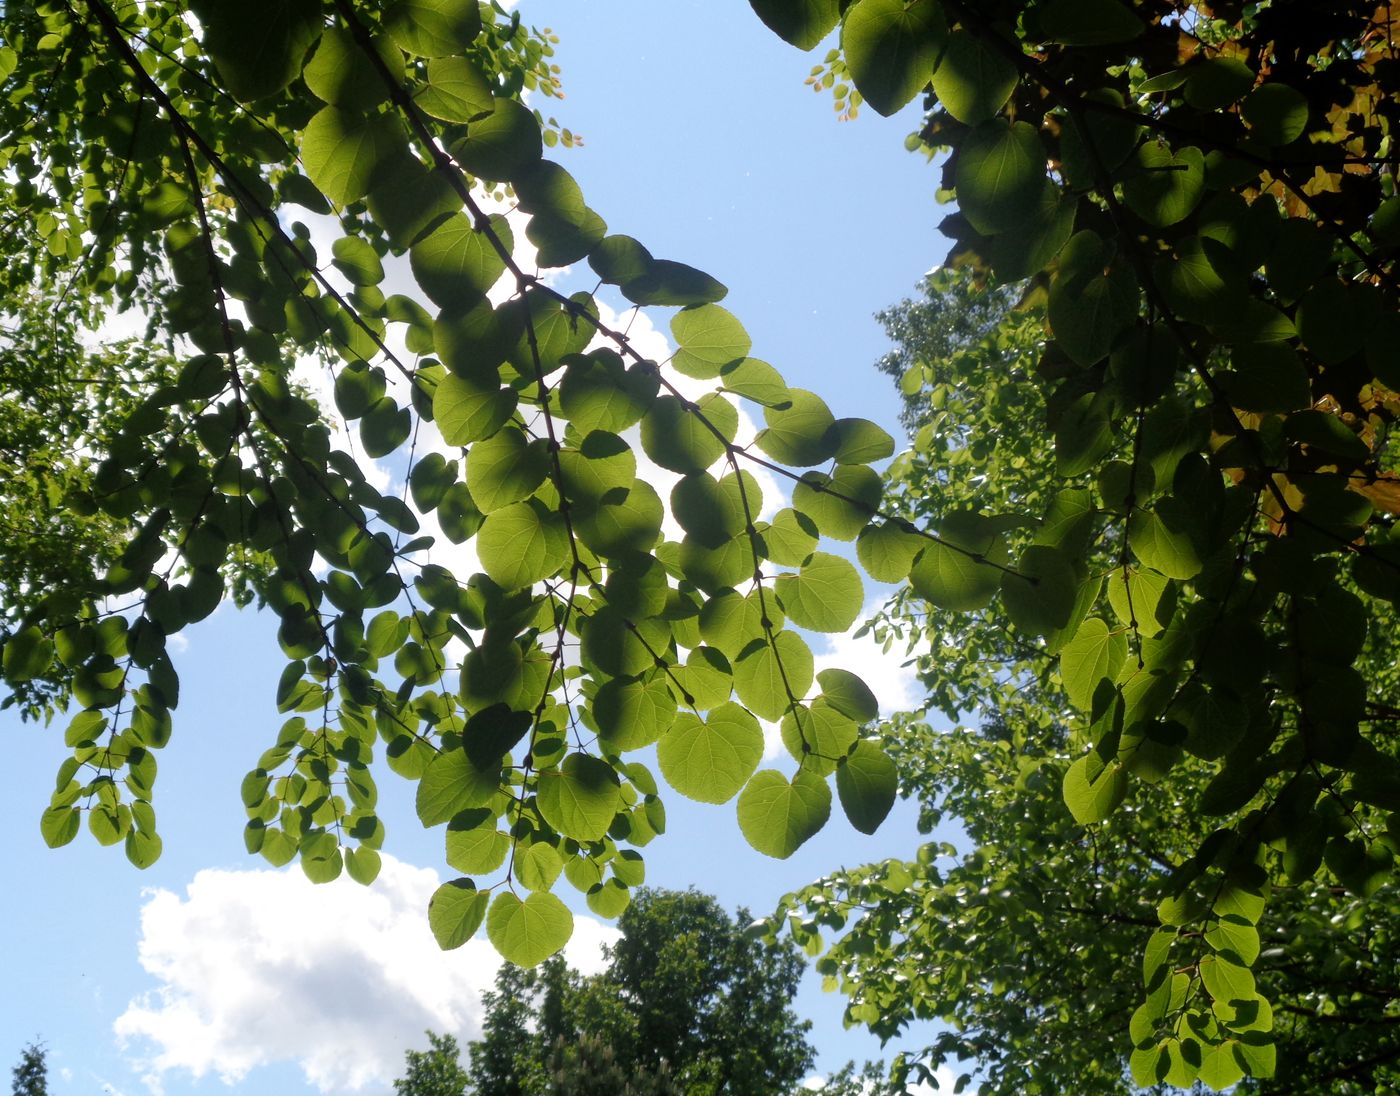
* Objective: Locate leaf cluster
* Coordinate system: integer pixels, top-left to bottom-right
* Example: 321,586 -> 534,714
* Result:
0,0 -> 920,973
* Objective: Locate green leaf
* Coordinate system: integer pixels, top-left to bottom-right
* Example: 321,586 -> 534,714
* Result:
1197,1041 -> 1246,1092
574,482 -> 665,559
1049,266 -> 1137,368
909,514 -> 1007,611
733,630 -> 814,721
1185,57 -> 1255,111
301,839 -> 344,883
515,841 -> 564,892
416,746 -> 501,826
446,811 -> 510,873
125,828 -> 164,870
1040,0 -> 1143,45
331,236 -> 385,288
856,520 -> 924,582
416,56 -> 494,122
836,740 -> 897,834
931,29 -> 1018,124
589,235 -> 654,285
467,426 -> 550,512
487,891 -> 573,967
699,589 -> 777,659
1107,567 -> 1175,638
792,465 -> 882,540
594,677 -> 677,751
428,878 -> 488,949
1063,751 -> 1128,824
671,305 -> 752,379
719,357 -> 791,407
477,500 -> 570,589
830,418 -> 895,464
1199,954 -> 1256,1004
955,120 -> 1047,236
841,0 -> 947,116
586,878 -> 632,918
757,389 -> 837,466
780,703 -> 858,775
367,152 -> 462,249
817,668 -> 879,723
1206,917 -> 1261,966
558,431 -> 636,508
384,0 -> 481,56
1242,83 -> 1308,145
1061,617 -> 1126,713
301,108 -> 400,206
432,367 -> 516,446
536,753 -> 623,843
560,350 -> 659,434
748,0 -> 841,50
763,508 -> 821,567
1000,545 -> 1078,636
360,397 -> 411,458
738,769 -> 832,858
3,625 -> 52,682
622,260 -> 728,306
1122,143 -> 1205,228
345,846 -> 382,885
671,474 -> 741,548
774,552 -> 863,632
450,97 -> 542,182
303,26 -> 401,111
1128,501 -> 1206,580
40,805 -> 80,848
410,212 -> 511,308
657,703 -> 764,804
640,394 -> 733,474
188,0 -> 321,103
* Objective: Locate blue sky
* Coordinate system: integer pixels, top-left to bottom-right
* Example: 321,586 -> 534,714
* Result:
2,3 -> 959,1093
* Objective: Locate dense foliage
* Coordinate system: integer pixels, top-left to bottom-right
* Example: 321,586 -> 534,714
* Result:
777,271 -> 1400,1093
395,889 -> 813,1096
395,1032 -> 473,1096
0,0 -> 900,973
9,1043 -> 47,1096
6,0 -> 1400,1089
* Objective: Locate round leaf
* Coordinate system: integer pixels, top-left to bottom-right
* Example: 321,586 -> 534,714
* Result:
737,769 -> 832,858
487,891 -> 574,967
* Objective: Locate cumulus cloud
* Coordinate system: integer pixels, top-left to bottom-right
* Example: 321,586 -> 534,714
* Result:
115,855 -> 617,1095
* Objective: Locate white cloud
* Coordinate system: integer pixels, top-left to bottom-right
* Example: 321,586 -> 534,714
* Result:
115,854 -> 617,1095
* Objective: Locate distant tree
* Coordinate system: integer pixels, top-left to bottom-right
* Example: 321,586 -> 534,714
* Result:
465,962 -> 550,1096
394,1032 -> 470,1096
10,1042 -> 47,1096
452,888 -> 816,1095
545,1032 -> 680,1096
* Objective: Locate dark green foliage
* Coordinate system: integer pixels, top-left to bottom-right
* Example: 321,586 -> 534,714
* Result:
10,1042 -> 47,1096
395,1032 -> 471,1096
460,888 -> 814,1096
775,273 -> 1400,1094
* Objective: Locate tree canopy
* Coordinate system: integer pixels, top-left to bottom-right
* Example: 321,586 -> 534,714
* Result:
775,269 -> 1400,1094
395,888 -> 813,1095
4,0 -> 1400,1091
9,1042 -> 48,1096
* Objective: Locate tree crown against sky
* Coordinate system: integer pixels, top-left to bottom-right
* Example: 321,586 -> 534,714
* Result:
10,1043 -> 48,1096
4,0 -> 1400,1091
394,888 -> 814,1096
